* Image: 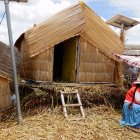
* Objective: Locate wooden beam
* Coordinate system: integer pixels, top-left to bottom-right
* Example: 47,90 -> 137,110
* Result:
0,0 -> 28,2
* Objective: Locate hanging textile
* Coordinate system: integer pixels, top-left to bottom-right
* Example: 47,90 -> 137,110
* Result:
114,54 -> 140,68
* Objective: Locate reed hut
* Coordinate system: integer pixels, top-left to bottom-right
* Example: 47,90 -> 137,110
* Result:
0,70 -> 11,111
0,41 -> 20,110
0,41 -> 12,110
15,2 -> 124,84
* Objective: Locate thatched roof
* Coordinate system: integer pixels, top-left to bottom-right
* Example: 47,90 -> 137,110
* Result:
15,2 -> 124,59
0,41 -> 20,80
124,44 -> 140,56
0,70 -> 11,80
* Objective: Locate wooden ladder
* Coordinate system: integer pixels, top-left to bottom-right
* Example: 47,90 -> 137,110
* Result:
60,90 -> 85,118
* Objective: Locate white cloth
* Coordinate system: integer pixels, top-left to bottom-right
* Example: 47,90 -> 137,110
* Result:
135,91 -> 140,104
11,94 -> 16,105
124,99 -> 131,103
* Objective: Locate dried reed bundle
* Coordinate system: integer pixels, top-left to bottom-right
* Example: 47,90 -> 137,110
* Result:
18,83 -> 126,110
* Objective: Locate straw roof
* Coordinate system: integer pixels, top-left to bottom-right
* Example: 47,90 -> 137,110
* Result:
124,44 -> 140,56
0,41 -> 20,80
15,2 -> 124,59
0,70 -> 11,80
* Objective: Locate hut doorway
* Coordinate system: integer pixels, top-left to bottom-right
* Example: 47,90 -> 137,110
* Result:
53,37 -> 77,82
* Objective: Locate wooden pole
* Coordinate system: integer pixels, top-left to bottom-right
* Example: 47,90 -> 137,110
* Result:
117,23 -> 125,87
79,0 -> 83,4
79,0 -> 84,7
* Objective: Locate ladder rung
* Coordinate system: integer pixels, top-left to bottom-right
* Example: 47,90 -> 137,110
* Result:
60,91 -> 78,94
64,104 -> 82,107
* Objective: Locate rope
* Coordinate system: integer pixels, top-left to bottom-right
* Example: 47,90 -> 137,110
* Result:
0,11 -> 6,25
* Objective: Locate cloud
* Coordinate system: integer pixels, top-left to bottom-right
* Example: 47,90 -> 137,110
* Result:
0,0 -> 140,45
126,24 -> 140,44
0,0 -> 73,44
109,0 -> 140,16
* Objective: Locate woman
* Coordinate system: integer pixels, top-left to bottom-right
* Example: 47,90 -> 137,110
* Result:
120,76 -> 140,128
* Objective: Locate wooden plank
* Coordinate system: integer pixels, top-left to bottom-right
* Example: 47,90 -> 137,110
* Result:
75,36 -> 80,83
60,93 -> 68,118
61,90 -> 78,94
76,93 -> 85,118
64,104 -> 82,107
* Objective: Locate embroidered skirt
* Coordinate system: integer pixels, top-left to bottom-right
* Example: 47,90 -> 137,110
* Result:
119,102 -> 140,128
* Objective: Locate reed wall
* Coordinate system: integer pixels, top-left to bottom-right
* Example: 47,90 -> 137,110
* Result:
0,77 -> 11,110
78,37 -> 117,83
20,40 -> 53,81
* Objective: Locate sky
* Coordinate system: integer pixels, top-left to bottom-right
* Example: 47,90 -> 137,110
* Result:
0,0 -> 140,44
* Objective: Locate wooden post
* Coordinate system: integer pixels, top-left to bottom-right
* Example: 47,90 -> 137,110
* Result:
118,23 -> 125,87
79,0 -> 84,8
75,37 -> 80,83
79,0 -> 83,4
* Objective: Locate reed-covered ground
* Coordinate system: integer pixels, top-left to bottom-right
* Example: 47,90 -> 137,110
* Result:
1,84 -> 139,140
1,106 -> 140,140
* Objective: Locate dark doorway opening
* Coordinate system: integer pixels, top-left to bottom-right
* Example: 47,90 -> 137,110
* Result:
53,37 -> 77,82
53,42 -> 63,82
